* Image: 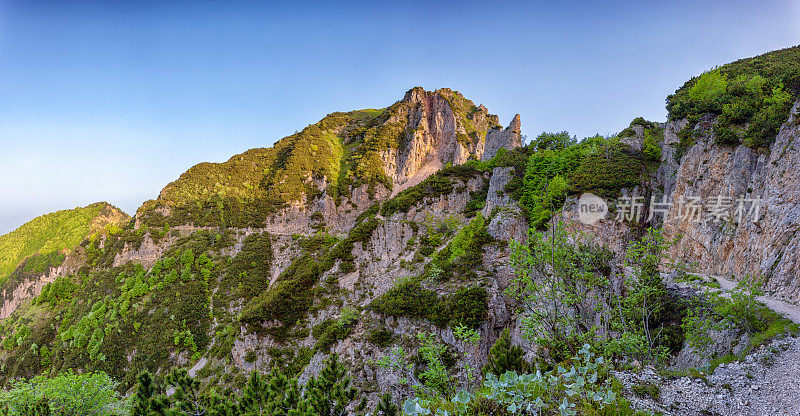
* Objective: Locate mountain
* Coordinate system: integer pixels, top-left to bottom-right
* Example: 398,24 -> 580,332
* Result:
0,203 -> 128,280
0,47 -> 799,415
0,87 -> 528,389
135,87 -> 519,235
0,203 -> 129,316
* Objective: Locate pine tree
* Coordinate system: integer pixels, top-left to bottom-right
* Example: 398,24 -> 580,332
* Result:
164,369 -> 214,416
266,370 -> 314,416
375,393 -> 398,416
306,354 -> 356,416
238,368 -> 313,416
482,328 -> 530,376
238,370 -> 270,415
132,371 -> 168,416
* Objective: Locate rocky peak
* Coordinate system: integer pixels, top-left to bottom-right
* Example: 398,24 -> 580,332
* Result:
402,86 -> 428,103
383,87 -> 509,191
135,87 -> 522,232
481,113 -> 522,161
508,113 -> 521,134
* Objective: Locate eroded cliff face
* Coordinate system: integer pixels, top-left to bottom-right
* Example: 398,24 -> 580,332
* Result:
384,88 -> 465,184
381,88 -> 520,194
663,99 -> 800,301
218,167 -> 527,396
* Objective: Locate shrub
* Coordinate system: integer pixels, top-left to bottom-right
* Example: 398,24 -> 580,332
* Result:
314,308 -> 359,351
568,150 -> 645,199
433,287 -> 488,328
368,328 -> 394,348
36,276 -> 76,307
429,215 -> 493,281
713,122 -> 740,145
688,70 -> 728,112
674,124 -> 696,163
369,278 -> 438,319
0,371 -> 125,416
483,328 -> 530,376
631,382 -> 660,401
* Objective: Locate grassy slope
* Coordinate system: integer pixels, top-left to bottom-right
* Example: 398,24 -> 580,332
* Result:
0,202 -> 129,281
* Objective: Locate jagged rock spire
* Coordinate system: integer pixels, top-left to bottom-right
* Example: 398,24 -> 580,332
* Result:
482,114 -> 522,161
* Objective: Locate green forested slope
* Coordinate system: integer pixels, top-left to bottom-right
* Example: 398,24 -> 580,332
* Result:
667,45 -> 800,156
0,203 -> 128,283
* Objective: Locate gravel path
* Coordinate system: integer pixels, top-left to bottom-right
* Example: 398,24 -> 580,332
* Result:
617,274 -> 800,415
709,274 -> 800,324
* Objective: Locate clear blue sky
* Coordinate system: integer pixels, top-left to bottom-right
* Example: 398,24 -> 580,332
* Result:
1,0 -> 798,234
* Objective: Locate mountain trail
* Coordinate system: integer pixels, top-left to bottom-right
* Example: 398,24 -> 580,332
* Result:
701,273 -> 800,324
620,273 -> 800,415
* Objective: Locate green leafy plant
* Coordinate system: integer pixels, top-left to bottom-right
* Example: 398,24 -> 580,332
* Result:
0,371 -> 126,416
508,220 -> 610,365
402,344 -> 621,416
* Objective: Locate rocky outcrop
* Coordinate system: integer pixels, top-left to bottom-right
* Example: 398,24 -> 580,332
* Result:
662,99 -> 800,302
483,167 -> 527,242
378,88 -> 522,195
381,88 -> 507,191
0,269 -> 57,319
657,119 -> 687,198
385,88 -> 464,185
113,233 -> 179,269
482,114 -> 522,161
265,183 -> 390,236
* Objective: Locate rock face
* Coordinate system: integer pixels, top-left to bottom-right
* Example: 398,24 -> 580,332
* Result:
483,167 -> 527,242
662,99 -> 800,301
381,88 -> 517,193
382,88 -> 462,186
1,269 -> 57,319
657,119 -> 687,198
482,114 -> 522,161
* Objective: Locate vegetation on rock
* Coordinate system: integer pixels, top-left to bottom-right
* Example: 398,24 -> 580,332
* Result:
0,202 -> 128,285
668,45 -> 799,157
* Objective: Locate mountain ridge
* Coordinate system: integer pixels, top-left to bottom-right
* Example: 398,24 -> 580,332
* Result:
135,87 -> 522,235
0,47 -> 799,415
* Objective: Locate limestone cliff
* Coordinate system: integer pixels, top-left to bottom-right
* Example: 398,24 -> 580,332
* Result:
662,99 -> 800,301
